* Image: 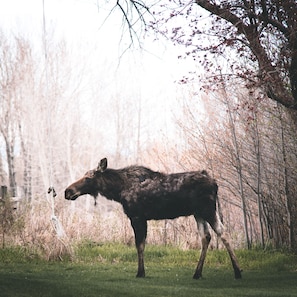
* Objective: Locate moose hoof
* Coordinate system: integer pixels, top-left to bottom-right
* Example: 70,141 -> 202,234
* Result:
235,270 -> 242,279
193,273 -> 202,280
136,272 -> 145,278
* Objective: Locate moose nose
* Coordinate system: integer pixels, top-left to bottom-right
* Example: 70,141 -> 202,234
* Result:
65,188 -> 74,200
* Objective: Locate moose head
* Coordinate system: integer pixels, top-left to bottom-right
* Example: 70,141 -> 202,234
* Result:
65,158 -> 108,202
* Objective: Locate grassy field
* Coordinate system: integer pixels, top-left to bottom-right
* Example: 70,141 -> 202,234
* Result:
0,243 -> 296,297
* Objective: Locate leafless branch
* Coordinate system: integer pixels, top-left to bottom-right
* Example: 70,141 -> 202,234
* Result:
115,0 -> 154,48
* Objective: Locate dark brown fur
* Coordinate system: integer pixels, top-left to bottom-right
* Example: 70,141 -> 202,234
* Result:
65,158 -> 242,279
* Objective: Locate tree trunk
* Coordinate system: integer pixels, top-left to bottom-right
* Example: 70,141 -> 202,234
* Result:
253,115 -> 265,248
3,134 -> 17,197
224,90 -> 250,249
285,110 -> 297,251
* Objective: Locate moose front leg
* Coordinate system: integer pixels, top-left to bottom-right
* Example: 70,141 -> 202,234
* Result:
130,217 -> 147,277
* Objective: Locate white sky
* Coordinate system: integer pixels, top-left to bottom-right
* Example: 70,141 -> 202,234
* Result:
0,0 -> 200,82
0,0 -> 204,162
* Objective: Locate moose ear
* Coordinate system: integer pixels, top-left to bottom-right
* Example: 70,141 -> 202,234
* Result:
97,158 -> 107,172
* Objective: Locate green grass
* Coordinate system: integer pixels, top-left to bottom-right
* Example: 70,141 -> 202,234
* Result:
0,243 -> 297,297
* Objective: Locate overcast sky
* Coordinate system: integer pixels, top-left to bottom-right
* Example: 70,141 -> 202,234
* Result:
0,0 -> 189,71
0,0 -> 204,163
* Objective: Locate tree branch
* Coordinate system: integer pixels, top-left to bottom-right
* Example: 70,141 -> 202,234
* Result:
195,0 -> 297,109
115,0 -> 153,48
195,0 -> 249,35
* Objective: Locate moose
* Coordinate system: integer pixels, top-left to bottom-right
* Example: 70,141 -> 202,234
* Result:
65,158 -> 242,279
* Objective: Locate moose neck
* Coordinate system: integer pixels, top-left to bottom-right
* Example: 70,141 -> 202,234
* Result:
98,169 -> 124,203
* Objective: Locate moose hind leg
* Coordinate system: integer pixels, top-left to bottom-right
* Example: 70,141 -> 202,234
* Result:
193,217 -> 211,279
130,218 -> 147,278
212,212 -> 242,279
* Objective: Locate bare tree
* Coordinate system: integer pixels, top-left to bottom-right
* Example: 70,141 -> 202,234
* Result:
114,0 -> 297,250
0,33 -> 32,197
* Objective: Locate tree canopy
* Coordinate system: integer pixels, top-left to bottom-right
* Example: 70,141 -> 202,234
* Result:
117,0 -> 297,109
195,0 -> 297,109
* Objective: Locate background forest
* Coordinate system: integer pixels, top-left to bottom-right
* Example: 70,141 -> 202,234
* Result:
0,0 -> 297,259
